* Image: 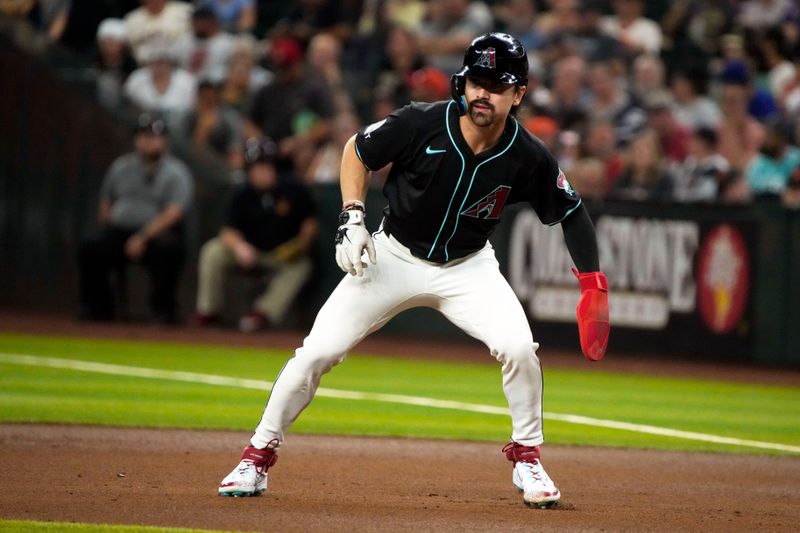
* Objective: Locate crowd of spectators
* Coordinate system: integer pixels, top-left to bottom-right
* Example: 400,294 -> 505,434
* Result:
6,0 -> 800,205
5,0 -> 800,325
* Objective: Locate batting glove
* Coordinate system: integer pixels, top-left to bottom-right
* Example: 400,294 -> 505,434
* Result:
573,268 -> 610,361
335,207 -> 376,276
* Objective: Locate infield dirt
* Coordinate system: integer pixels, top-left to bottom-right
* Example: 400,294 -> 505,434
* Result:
2,312 -> 800,531
1,424 -> 799,532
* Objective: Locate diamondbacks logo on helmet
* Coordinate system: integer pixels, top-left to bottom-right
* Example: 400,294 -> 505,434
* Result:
474,47 -> 497,69
461,185 -> 511,219
556,168 -> 575,196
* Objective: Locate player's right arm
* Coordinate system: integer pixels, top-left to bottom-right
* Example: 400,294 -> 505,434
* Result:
335,107 -> 416,276
340,134 -> 370,207
334,135 -> 375,277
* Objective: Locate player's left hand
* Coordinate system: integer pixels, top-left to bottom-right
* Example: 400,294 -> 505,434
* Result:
573,268 -> 610,361
334,208 -> 376,276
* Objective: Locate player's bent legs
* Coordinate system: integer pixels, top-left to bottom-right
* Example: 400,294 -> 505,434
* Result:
433,247 -> 543,446
251,234 -> 428,448
196,237 -> 236,315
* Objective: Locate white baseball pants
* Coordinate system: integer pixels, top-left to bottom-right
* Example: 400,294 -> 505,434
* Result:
250,231 -> 544,448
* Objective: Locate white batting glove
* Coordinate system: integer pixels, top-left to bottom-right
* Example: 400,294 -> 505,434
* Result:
334,208 -> 376,276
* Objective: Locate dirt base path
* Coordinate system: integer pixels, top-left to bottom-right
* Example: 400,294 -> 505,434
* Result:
1,424 -> 798,533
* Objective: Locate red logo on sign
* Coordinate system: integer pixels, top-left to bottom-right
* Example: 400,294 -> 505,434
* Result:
696,224 -> 750,334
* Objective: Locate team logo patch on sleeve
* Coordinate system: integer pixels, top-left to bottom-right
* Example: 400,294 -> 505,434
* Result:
556,168 -> 575,196
461,185 -> 511,219
362,119 -> 386,139
474,47 -> 496,69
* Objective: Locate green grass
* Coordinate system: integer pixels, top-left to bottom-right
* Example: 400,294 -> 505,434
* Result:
0,333 -> 799,455
0,519 -> 244,533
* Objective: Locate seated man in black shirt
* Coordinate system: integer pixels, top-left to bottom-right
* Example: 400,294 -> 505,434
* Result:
193,138 -> 318,331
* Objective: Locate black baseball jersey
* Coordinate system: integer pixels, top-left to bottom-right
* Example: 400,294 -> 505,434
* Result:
354,100 -> 581,263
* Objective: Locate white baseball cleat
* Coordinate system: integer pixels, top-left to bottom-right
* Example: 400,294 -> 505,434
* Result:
218,444 -> 277,497
503,442 -> 560,508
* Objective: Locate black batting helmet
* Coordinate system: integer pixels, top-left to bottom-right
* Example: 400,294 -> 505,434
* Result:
451,33 -> 528,114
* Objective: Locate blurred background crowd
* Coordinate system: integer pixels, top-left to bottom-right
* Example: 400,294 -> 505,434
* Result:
3,0 -> 800,206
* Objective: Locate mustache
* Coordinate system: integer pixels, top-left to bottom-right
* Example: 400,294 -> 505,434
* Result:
471,99 -> 493,111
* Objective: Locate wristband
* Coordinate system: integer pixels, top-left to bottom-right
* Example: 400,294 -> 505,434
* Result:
338,208 -> 364,226
342,200 -> 365,211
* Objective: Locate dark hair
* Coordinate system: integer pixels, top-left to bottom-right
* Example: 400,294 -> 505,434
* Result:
670,66 -> 709,95
693,126 -> 718,148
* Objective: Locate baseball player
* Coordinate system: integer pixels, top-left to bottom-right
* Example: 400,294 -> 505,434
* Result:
219,33 -> 610,508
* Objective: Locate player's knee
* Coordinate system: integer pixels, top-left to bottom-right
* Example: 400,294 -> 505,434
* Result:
493,338 -> 539,368
293,344 -> 347,375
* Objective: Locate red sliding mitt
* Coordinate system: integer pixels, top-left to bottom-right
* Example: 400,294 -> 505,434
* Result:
572,268 -> 610,361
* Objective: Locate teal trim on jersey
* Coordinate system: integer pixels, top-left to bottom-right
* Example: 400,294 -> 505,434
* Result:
354,142 -> 371,170
549,197 -> 583,226
427,101 -> 466,259
442,119 -> 520,260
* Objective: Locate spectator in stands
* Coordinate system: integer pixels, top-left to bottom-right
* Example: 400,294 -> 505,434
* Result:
408,66 -> 450,103
202,0 -> 256,33
631,54 -> 666,104
716,64 -> 766,173
669,67 -> 721,129
193,138 -> 318,332
746,120 -> 800,198
173,5 -> 235,83
672,127 -> 728,203
375,25 -> 426,109
781,162 -> 800,208
220,35 -> 273,115
661,0 -> 736,58
124,0 -> 192,65
273,0 -> 358,43
610,128 -> 674,201
307,32 -> 353,113
534,0 -> 580,40
31,0 -> 71,42
78,114 -> 193,324
383,0 -> 427,30
571,0 -> 625,64
94,18 -> 138,109
124,44 -> 197,121
569,157 -> 608,200
738,0 -> 796,32
415,0 -> 492,76
247,36 -> 334,173
524,115 -> 560,154
645,93 -> 691,164
495,0 -> 546,54
546,55 -> 589,131
719,58 -> 779,123
600,0 -> 662,56
587,60 -> 647,146
305,111 -> 361,183
757,27 -> 796,101
582,117 -> 624,193
177,80 -> 242,166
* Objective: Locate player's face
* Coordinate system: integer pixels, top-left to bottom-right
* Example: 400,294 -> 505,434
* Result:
464,77 -> 525,127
